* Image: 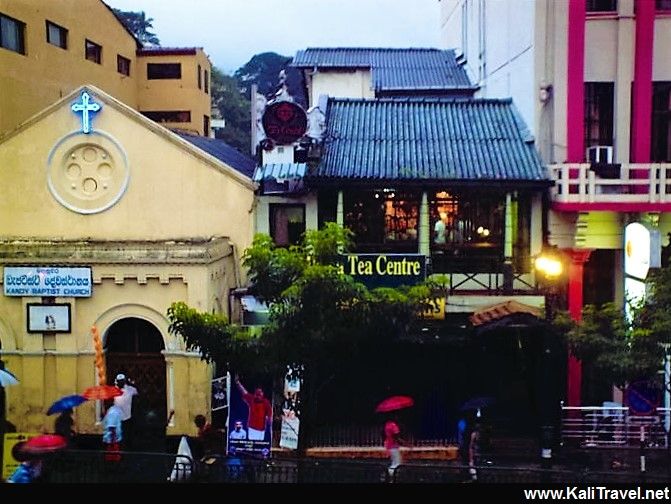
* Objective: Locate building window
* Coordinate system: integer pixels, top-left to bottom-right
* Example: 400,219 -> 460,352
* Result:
657,0 -> 671,10
204,69 -> 209,94
197,64 -> 202,89
430,190 -> 506,273
270,204 -> 305,246
651,82 -> 671,162
345,190 -> 419,252
85,39 -> 102,64
141,110 -> 191,123
203,115 -> 210,137
46,20 -> 67,49
584,82 -> 614,151
117,55 -> 131,76
147,63 -> 181,79
0,13 -> 25,54
586,0 -> 617,12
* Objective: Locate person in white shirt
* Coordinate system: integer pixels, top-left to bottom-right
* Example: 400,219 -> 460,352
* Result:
102,403 -> 123,462
229,420 -> 247,440
113,373 -> 138,450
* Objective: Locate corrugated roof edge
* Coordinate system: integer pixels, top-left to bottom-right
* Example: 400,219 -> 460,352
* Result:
327,96 -> 514,105
291,47 -> 458,67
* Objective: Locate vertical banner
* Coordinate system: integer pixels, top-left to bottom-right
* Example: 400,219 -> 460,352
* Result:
280,364 -> 304,450
211,374 -> 229,412
228,373 -> 273,458
211,373 -> 230,455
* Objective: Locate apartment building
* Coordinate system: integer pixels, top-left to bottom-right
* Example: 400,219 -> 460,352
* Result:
0,0 -> 211,136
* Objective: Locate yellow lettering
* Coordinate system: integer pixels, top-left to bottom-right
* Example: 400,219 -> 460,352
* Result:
375,255 -> 387,275
346,255 -> 357,275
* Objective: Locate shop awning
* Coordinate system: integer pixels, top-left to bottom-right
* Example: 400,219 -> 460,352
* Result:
253,163 -> 307,182
469,300 -> 542,327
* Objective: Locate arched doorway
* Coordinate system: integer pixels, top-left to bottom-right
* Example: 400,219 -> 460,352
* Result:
104,318 -> 167,422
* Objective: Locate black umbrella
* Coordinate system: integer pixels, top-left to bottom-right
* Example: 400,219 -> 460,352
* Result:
460,396 -> 496,412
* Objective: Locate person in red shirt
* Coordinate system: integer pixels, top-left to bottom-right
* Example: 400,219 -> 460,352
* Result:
384,416 -> 405,479
234,375 -> 272,441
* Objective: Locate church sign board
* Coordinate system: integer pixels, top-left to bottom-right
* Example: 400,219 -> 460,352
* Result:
4,266 -> 92,297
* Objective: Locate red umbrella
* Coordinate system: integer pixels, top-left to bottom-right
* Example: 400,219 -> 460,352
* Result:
375,395 -> 414,413
82,385 -> 122,400
20,434 -> 67,454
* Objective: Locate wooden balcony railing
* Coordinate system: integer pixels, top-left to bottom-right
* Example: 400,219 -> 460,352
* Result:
550,163 -> 671,206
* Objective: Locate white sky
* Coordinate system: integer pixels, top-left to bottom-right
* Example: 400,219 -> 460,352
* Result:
105,0 -> 443,74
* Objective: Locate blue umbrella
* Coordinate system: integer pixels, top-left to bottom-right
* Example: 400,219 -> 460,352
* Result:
47,394 -> 87,416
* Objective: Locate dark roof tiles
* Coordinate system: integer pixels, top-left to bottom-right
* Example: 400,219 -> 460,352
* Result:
314,97 -> 549,183
177,133 -> 256,178
292,48 -> 474,91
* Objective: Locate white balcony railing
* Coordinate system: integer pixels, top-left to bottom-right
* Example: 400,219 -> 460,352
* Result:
550,163 -> 671,205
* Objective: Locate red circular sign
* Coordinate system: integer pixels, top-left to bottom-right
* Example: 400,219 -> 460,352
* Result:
262,101 -> 307,145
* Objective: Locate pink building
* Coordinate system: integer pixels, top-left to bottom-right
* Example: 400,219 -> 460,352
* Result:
442,0 -> 671,405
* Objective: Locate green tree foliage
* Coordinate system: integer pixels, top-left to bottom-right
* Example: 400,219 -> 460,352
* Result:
167,223 -> 434,439
234,52 -> 293,100
558,303 -> 661,391
210,67 -> 251,153
555,262 -> 671,399
112,9 -> 160,46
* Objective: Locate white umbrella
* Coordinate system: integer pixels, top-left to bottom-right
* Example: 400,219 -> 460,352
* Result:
0,368 -> 19,387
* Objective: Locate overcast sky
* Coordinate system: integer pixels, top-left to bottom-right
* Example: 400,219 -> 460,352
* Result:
105,0 -> 443,74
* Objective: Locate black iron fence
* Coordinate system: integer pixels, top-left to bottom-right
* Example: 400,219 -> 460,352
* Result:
35,449 -> 671,484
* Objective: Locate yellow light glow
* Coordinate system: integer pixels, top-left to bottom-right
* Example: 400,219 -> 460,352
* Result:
535,255 -> 563,278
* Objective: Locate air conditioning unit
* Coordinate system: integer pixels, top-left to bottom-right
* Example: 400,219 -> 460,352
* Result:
587,145 -> 613,164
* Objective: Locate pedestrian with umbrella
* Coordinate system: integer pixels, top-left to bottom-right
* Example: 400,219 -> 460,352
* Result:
8,434 -> 68,483
47,394 -> 87,447
376,395 -> 413,481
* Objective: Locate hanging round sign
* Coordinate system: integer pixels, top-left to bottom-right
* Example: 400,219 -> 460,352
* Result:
262,101 -> 307,145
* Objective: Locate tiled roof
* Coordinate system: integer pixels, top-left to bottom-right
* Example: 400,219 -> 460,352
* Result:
291,48 -> 475,92
177,133 -> 256,178
312,97 -> 549,184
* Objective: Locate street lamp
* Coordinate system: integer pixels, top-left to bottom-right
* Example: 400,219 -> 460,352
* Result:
535,252 -> 564,321
535,255 -> 563,280
534,250 -> 565,473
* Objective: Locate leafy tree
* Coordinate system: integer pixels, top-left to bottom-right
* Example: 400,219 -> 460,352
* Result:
234,52 -> 298,101
112,9 -> 160,46
168,223 -> 436,447
557,303 -> 661,394
555,262 -> 671,404
210,67 -> 251,153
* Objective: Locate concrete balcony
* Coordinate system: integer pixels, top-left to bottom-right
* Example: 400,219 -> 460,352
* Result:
550,163 -> 671,212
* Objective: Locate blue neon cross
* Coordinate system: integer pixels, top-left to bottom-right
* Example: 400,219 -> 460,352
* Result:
71,91 -> 101,134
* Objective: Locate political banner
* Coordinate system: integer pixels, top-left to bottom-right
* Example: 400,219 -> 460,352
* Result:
228,373 -> 273,458
280,364 -> 304,450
